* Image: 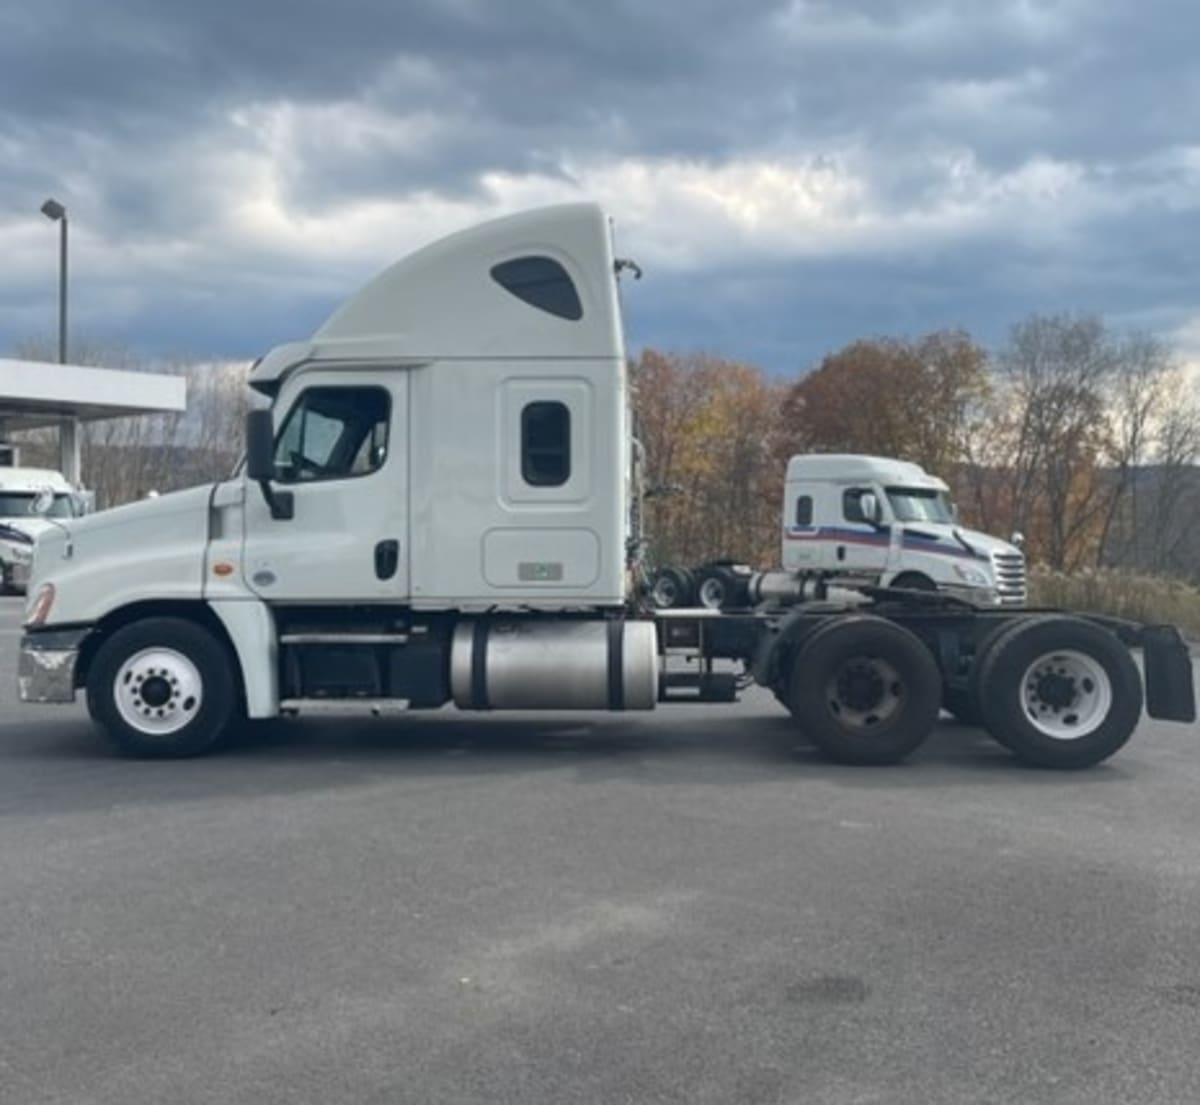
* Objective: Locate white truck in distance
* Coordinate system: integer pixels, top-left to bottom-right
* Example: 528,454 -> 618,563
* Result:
650,455 -> 1026,611
15,203 -> 1195,768
782,454 -> 1026,605
0,467 -> 83,594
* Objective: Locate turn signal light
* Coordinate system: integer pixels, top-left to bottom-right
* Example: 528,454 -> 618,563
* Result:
25,582 -> 56,627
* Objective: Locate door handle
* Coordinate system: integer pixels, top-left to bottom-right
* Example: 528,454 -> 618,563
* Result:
375,539 -> 399,580
836,545 -> 846,562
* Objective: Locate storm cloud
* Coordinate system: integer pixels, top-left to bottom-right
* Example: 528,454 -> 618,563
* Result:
2,0 -> 1198,370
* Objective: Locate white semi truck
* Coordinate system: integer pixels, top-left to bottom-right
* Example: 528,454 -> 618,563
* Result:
16,204 -> 1195,768
650,454 -> 1026,611
0,467 -> 84,594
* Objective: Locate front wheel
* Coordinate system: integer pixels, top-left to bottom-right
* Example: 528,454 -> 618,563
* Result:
976,617 -> 1143,769
786,615 -> 942,765
86,617 -> 237,758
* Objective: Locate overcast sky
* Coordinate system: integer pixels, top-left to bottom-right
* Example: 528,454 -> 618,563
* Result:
1,0 -> 1198,374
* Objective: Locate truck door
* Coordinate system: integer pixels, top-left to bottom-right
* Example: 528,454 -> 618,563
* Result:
835,486 -> 890,578
241,370 -> 408,602
783,486 -> 820,568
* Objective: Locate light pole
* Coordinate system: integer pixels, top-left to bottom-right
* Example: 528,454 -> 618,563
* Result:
40,198 -> 78,484
40,198 -> 67,364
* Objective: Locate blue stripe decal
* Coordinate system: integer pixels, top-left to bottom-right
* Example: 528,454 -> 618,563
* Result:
785,526 -> 988,561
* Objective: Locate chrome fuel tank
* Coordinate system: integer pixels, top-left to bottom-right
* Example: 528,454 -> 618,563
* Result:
451,618 -> 657,710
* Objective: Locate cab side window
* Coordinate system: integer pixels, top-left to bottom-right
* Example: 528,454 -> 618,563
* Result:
795,495 -> 813,526
274,387 -> 391,483
843,488 -> 868,524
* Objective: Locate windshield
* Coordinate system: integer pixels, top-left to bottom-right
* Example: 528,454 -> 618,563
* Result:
885,486 -> 954,524
0,492 -> 75,519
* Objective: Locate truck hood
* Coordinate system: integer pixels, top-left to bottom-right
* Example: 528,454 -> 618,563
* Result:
0,516 -> 55,542
30,484 -> 217,625
899,523 -> 1021,560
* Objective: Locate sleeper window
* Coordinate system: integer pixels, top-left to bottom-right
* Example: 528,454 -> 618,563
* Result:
795,495 -> 813,526
521,401 -> 571,486
491,256 -> 583,321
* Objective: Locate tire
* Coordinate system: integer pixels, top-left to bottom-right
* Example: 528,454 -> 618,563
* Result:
695,566 -> 736,611
649,566 -> 693,609
976,616 -> 1143,769
889,572 -> 937,592
940,616 -> 1023,734
786,615 -> 942,765
86,617 -> 237,758
966,615 -> 1047,748
770,616 -> 832,717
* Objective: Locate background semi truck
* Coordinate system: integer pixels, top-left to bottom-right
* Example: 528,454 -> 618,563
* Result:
650,454 -> 1026,611
0,465 -> 87,594
15,203 -> 1196,768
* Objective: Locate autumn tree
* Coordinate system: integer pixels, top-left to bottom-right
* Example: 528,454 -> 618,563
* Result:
779,331 -> 990,476
632,350 -> 784,566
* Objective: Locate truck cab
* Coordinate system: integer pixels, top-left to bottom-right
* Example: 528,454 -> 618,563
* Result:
0,467 -> 83,594
781,454 -> 1026,605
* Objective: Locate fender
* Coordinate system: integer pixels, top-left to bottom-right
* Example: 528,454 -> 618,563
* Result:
208,599 -> 279,718
749,608 -> 830,689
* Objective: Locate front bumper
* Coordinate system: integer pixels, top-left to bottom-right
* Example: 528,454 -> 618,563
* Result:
17,627 -> 89,704
939,584 -> 1002,607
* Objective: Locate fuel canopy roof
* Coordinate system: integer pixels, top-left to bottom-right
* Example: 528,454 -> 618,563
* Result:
0,359 -> 186,430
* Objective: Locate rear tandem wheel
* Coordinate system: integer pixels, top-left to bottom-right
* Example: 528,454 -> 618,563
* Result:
785,614 -> 942,765
974,616 -> 1143,769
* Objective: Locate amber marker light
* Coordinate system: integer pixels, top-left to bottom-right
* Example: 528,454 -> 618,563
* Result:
26,583 -> 56,627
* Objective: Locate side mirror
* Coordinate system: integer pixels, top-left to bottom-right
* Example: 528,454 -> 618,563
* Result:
859,491 -> 884,527
245,409 -> 276,483
30,487 -> 55,516
244,410 -> 294,521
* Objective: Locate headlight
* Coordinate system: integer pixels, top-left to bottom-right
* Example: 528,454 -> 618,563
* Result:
953,563 -> 990,587
25,583 -> 56,627
10,546 -> 32,564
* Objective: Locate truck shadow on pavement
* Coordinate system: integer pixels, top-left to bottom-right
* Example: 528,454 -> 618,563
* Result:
228,710 -> 1133,785
3,708 -> 1133,820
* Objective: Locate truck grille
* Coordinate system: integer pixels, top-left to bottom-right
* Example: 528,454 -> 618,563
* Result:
992,551 -> 1027,605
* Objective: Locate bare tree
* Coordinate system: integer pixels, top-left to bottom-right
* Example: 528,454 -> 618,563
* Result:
988,315 -> 1117,569
8,340 -> 251,507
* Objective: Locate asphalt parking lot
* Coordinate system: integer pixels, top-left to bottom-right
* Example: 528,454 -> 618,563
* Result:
2,595 -> 1200,1105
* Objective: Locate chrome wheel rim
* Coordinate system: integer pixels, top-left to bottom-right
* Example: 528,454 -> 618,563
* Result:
1020,649 -> 1112,740
113,647 -> 203,736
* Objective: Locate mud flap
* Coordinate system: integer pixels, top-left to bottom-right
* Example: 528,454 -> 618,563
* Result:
1142,625 -> 1196,722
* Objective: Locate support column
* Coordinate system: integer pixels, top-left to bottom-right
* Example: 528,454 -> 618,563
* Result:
59,418 -> 81,487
